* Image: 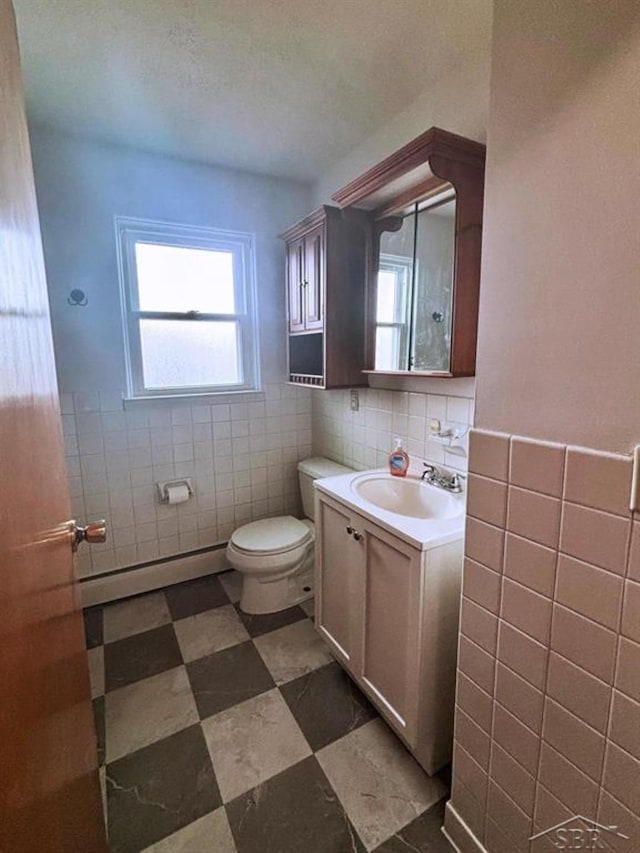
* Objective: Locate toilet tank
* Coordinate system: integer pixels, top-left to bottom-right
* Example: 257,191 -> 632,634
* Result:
297,457 -> 353,520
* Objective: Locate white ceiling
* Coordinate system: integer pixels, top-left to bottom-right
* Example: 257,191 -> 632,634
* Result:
14,0 -> 492,182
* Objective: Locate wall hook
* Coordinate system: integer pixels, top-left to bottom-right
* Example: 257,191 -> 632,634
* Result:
68,288 -> 88,306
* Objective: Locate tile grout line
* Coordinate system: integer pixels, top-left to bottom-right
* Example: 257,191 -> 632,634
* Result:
527,443 -> 567,851
481,435 -> 511,846
594,505 -> 635,827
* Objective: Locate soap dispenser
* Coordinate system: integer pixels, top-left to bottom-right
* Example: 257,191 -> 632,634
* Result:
388,438 -> 410,478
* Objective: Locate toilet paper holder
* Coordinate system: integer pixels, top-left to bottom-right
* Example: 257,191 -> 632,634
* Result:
157,478 -> 194,503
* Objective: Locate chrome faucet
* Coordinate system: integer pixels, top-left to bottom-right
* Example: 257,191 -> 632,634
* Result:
421,463 -> 466,493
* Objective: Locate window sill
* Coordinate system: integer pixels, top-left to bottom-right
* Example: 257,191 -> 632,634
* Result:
123,388 -> 265,409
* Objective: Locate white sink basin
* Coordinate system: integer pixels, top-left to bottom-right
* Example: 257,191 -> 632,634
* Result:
314,468 -> 465,550
351,472 -> 462,520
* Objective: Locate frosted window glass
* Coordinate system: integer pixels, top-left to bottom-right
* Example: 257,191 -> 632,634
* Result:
376,270 -> 399,323
375,327 -> 400,371
139,320 -> 241,389
135,243 -> 235,313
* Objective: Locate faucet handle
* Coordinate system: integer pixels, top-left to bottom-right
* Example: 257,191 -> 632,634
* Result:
421,462 -> 436,481
450,472 -> 467,491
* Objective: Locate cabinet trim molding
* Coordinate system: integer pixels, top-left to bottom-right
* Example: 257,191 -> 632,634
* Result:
331,127 -> 485,211
279,205 -> 329,242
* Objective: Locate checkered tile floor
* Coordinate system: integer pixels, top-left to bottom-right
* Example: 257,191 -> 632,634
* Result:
84,571 -> 453,853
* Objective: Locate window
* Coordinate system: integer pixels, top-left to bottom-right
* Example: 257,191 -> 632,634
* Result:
374,254 -> 413,371
116,217 -> 259,398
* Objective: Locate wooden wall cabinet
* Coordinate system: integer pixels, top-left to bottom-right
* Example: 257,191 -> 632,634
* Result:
285,225 -> 324,333
332,127 -> 486,378
315,490 -> 462,775
280,206 -> 367,388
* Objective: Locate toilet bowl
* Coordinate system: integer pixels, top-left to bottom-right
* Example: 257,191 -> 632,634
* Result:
226,457 -> 352,614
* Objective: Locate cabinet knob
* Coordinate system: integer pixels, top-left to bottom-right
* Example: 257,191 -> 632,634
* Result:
353,531 -> 363,542
346,525 -> 353,535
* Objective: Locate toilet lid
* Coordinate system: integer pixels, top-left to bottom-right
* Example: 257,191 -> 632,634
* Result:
230,516 -> 312,555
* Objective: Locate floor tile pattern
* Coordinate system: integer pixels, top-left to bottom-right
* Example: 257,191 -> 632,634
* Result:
86,573 -> 453,852
103,590 -> 172,643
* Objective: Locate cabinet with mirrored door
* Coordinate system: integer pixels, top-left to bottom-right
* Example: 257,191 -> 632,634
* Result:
333,127 -> 486,378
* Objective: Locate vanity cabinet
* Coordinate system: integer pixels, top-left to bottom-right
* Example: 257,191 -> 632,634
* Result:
280,206 -> 367,388
314,498 -> 363,668
315,490 -> 462,774
359,515 -> 424,740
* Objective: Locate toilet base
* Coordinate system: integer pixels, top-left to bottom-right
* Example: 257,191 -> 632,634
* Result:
239,563 -> 314,615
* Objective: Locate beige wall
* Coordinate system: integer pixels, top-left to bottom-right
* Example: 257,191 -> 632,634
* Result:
446,3 -> 640,852
313,47 -> 491,205
475,0 -> 640,454
30,126 -> 311,393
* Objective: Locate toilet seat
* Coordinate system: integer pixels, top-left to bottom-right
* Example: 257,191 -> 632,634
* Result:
230,516 -> 312,556
225,455 -> 354,615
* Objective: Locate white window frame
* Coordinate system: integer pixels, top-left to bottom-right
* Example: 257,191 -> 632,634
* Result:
115,216 -> 260,400
375,253 -> 414,370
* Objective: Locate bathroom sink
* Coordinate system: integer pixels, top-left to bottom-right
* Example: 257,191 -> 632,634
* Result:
314,468 -> 465,550
350,472 -> 462,520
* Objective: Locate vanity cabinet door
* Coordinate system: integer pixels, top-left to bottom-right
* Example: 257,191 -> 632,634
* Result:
359,518 -> 423,745
303,223 -> 325,330
315,495 -> 364,671
286,237 -> 305,332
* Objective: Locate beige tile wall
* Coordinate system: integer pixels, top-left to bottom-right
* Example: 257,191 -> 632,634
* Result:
63,383 -> 312,578
311,387 -> 475,473
447,429 -> 640,853
66,382 -> 473,579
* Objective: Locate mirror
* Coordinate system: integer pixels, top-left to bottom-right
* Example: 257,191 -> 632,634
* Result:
334,127 -> 485,377
374,191 -> 456,373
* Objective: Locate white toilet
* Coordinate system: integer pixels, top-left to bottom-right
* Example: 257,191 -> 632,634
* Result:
226,457 -> 352,614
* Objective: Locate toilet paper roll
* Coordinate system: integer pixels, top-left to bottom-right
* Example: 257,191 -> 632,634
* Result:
165,483 -> 190,505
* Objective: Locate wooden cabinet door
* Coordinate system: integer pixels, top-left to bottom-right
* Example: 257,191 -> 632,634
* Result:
303,224 -> 325,330
286,237 -> 305,332
315,495 -> 363,671
359,518 -> 423,744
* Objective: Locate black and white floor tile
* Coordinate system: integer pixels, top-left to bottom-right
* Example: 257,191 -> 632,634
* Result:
84,571 -> 453,853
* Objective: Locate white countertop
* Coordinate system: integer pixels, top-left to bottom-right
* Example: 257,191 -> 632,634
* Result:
314,468 -> 466,551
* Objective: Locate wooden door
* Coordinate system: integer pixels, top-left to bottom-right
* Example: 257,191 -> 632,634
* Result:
315,495 -> 364,670
0,3 -> 106,850
303,224 -> 325,330
286,237 -> 305,332
359,518 -> 423,744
